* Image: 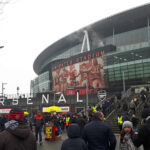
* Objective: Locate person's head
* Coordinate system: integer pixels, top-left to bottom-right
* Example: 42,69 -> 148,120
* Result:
67,123 -> 80,138
141,108 -> 150,120
93,111 -> 104,121
37,111 -> 41,116
122,121 -> 133,133
8,107 -> 24,122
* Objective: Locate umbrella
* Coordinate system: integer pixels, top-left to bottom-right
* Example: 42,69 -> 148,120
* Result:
44,106 -> 62,113
24,112 -> 29,115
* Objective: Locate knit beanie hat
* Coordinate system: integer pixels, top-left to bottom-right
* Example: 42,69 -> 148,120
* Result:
122,121 -> 133,129
8,107 -> 24,122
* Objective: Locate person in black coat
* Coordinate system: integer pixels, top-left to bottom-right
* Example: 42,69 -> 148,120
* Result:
82,112 -> 116,150
77,113 -> 87,136
133,108 -> 150,150
61,123 -> 87,150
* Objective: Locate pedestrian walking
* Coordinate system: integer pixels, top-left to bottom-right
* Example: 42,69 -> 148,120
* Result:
117,114 -> 123,131
133,108 -> 150,150
0,107 -> 36,150
130,99 -> 136,114
61,123 -> 87,150
82,111 -> 116,150
120,121 -> 136,150
77,113 -> 86,136
34,111 -> 44,145
131,114 -> 139,132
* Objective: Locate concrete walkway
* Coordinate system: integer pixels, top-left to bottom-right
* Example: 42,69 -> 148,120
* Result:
37,132 -> 143,150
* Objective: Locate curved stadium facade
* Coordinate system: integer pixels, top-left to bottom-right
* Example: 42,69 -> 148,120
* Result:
31,4 -> 150,97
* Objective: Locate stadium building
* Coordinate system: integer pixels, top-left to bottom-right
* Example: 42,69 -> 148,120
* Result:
31,4 -> 150,104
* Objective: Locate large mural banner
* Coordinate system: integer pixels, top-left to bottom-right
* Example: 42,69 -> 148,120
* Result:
52,57 -> 105,93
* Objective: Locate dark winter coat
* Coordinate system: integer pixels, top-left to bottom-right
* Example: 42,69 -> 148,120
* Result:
61,123 -> 87,150
34,114 -> 44,128
0,121 -> 36,150
77,117 -> 86,134
133,117 -> 150,150
82,119 -> 116,150
131,117 -> 138,127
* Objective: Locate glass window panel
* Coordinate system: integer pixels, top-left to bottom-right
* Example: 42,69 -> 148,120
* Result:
114,67 -> 120,71
109,78 -> 115,81
135,64 -> 143,68
115,74 -> 121,77
129,72 -> 135,75
144,70 -> 150,73
114,71 -> 120,74
144,66 -> 150,70
135,68 -> 143,71
108,71 -> 114,75
109,75 -> 114,79
128,68 -> 135,72
144,62 -> 150,67
115,77 -> 121,80
136,70 -> 143,75
129,75 -> 135,79
109,68 -> 114,72
121,66 -> 127,70
128,64 -> 135,68
136,74 -> 143,78
144,74 -> 150,77
124,76 -> 128,80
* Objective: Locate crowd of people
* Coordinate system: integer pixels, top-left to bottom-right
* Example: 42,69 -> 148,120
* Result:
0,96 -> 149,150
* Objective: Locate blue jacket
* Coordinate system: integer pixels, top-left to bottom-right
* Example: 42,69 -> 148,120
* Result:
82,119 -> 116,150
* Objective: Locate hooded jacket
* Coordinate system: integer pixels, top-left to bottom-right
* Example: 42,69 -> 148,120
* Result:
133,116 -> 150,150
0,120 -> 36,150
61,123 -> 87,150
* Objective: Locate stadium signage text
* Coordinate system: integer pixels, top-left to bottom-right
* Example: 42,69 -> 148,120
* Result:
52,45 -> 116,71
0,92 -> 83,106
52,50 -> 104,71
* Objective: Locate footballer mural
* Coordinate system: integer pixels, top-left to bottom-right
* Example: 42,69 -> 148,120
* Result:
52,56 -> 105,94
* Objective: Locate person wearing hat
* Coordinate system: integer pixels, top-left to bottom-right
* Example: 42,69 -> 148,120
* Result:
133,108 -> 150,150
120,121 -> 136,150
0,107 -> 36,150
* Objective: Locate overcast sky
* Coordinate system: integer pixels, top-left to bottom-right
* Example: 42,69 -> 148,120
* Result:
0,0 -> 149,95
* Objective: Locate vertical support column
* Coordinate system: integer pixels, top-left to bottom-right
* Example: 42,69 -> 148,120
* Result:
112,27 -> 115,45
53,92 -> 55,106
2,83 -> 7,98
86,78 -> 89,118
147,17 -> 150,44
81,30 -> 91,53
122,71 -> 125,94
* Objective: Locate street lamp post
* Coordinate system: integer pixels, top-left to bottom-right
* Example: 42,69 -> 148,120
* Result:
122,71 -> 126,94
86,78 -> 89,118
2,83 -> 7,98
0,46 -> 4,49
17,86 -> 19,97
53,92 -> 55,106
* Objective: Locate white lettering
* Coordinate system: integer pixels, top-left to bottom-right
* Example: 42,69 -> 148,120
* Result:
0,97 -> 5,106
27,97 -> 33,105
58,93 -> 66,103
42,94 -> 49,104
12,98 -> 18,105
77,92 -> 83,102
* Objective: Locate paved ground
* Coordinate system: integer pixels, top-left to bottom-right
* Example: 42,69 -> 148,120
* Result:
37,132 -> 121,150
37,132 -> 67,150
37,132 -> 144,150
